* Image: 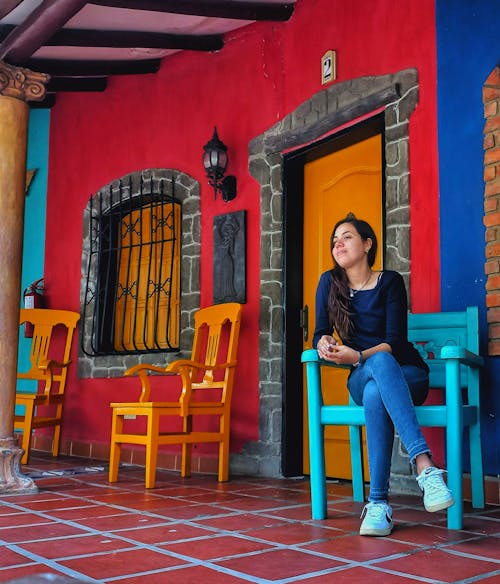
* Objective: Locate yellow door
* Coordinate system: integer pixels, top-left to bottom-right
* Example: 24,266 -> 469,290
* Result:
303,132 -> 383,478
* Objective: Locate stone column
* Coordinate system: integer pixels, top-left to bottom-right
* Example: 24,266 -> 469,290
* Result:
0,60 -> 48,494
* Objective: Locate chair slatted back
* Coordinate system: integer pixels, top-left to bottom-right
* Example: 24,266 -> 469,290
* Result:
192,303 -> 242,386
18,308 -> 80,391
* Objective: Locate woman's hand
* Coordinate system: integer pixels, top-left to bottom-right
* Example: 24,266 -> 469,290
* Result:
317,335 -> 336,359
317,335 -> 359,365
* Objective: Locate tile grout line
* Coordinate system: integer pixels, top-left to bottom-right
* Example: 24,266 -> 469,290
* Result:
0,466 -> 498,583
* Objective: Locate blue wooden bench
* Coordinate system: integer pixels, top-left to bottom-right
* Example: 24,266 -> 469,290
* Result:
301,306 -> 484,530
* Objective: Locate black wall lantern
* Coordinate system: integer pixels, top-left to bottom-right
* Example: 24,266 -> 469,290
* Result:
203,127 -> 237,202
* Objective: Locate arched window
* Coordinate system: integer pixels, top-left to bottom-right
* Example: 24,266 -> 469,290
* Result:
79,169 -> 200,377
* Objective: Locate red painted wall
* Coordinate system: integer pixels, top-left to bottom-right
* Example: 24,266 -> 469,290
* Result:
44,0 -> 439,455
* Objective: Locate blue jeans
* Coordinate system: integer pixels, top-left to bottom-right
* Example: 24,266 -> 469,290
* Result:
347,352 -> 430,502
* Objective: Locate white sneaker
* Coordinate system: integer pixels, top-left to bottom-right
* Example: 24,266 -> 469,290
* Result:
359,502 -> 393,536
416,467 -> 454,512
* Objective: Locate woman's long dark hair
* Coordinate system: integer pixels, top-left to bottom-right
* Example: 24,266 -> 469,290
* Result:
328,213 -> 377,342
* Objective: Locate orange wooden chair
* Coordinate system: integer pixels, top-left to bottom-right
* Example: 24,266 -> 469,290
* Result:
15,308 -> 80,464
109,302 -> 242,488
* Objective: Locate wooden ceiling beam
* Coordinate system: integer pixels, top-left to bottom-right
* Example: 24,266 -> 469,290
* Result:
26,58 -> 161,76
51,29 -> 223,51
88,0 -> 294,21
0,0 -> 89,64
47,77 -> 107,92
30,94 -> 56,109
0,24 -> 223,52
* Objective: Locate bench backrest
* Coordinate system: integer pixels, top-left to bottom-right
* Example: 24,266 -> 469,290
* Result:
408,306 -> 478,389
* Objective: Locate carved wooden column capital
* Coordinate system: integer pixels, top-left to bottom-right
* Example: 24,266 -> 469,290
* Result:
0,60 -> 49,102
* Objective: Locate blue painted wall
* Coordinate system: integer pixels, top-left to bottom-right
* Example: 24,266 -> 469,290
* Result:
18,109 -> 50,377
437,0 -> 500,475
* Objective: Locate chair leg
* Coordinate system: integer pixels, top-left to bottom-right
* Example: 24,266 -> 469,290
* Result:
181,415 -> 192,478
218,435 -> 230,482
19,402 -> 35,465
145,412 -> 159,488
469,422 -> 485,509
20,431 -> 30,465
305,361 -> 328,520
52,424 -> 61,458
349,425 -> 366,502
445,359 -> 463,530
108,411 -> 123,483
52,403 -> 63,457
181,443 -> 192,478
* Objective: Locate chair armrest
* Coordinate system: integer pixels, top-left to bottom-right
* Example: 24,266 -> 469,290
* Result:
166,359 -> 206,373
15,392 -> 39,403
165,359 -> 237,373
124,363 -> 174,402
18,360 -> 56,394
125,363 -> 170,377
301,349 -> 320,363
40,359 -> 72,371
123,359 -> 238,409
441,346 -> 484,368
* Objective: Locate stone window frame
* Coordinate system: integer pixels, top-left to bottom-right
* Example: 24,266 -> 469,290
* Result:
483,66 -> 500,356
78,168 -> 201,379
235,69 -> 419,476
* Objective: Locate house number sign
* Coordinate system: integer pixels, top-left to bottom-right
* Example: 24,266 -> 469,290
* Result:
321,50 -> 336,85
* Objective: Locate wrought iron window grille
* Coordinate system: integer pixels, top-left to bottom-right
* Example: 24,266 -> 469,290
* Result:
82,175 -> 181,356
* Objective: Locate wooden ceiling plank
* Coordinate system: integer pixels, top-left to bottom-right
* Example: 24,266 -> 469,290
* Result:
0,0 -> 89,64
88,0 -> 294,21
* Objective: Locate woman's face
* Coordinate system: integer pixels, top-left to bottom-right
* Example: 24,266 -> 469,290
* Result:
332,222 -> 371,269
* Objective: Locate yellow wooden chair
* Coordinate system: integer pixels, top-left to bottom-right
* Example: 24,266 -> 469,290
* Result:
109,302 -> 242,488
15,308 -> 80,464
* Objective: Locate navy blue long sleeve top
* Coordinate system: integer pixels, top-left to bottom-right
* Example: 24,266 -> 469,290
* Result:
313,269 -> 428,371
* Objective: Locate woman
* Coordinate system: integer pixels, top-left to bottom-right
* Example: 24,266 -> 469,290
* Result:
314,213 -> 453,536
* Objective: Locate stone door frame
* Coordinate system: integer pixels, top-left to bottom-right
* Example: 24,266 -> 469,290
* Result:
237,69 -> 419,477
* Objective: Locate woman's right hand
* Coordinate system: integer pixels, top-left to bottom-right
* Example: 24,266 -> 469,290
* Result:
317,335 -> 338,359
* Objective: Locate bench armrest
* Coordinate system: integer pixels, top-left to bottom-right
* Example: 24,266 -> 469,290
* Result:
441,346 -> 484,368
301,349 -> 351,370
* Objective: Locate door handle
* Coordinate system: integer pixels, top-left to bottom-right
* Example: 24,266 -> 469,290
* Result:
300,305 -> 309,342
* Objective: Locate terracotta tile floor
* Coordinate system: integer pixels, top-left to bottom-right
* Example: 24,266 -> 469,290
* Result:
0,454 -> 498,583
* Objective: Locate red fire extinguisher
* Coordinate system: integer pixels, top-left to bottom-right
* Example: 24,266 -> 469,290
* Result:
23,278 -> 44,338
